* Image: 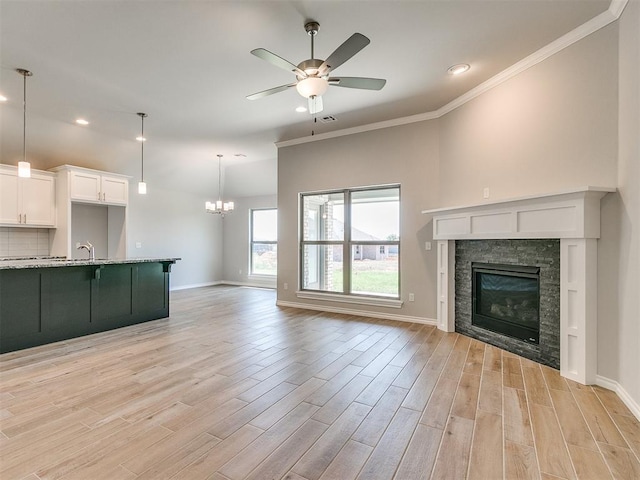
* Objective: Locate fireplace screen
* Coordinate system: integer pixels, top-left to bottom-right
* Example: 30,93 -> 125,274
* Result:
472,263 -> 540,344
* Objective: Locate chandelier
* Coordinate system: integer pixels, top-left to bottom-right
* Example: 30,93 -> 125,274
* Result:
205,154 -> 234,216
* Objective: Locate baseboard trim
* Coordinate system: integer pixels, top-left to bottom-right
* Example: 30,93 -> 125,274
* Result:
276,300 -> 436,326
170,281 -> 223,291
222,280 -> 276,289
171,280 -> 277,291
596,374 -> 640,420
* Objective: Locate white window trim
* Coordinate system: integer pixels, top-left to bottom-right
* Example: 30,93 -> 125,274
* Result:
250,207 -> 277,277
296,290 -> 403,309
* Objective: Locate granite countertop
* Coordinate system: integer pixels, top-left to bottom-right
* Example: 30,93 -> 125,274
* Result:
0,257 -> 181,270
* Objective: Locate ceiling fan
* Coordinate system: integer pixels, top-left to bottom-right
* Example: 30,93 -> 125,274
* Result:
247,21 -> 386,114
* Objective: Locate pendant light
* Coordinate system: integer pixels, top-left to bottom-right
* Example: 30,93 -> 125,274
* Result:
17,68 -> 33,178
137,112 -> 147,194
205,154 -> 234,216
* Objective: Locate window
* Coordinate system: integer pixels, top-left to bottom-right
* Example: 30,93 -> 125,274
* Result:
250,208 -> 277,276
300,186 -> 400,298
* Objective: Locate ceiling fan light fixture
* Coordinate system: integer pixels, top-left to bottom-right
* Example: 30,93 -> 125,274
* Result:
447,63 -> 470,75
296,77 -> 328,98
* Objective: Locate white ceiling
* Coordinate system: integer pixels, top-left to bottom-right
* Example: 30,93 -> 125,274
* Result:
0,0 -> 611,197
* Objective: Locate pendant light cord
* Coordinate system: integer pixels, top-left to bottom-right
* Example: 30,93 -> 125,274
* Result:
17,70 -> 32,163
22,72 -> 27,163
137,112 -> 147,184
140,115 -> 144,182
218,154 -> 223,202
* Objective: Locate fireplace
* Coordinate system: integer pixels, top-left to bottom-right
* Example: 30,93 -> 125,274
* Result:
454,239 -> 560,368
472,262 -> 540,344
425,187 -> 614,384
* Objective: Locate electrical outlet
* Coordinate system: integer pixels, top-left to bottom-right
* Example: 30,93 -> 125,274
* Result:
483,187 -> 490,199
425,241 -> 432,251
408,293 -> 415,302
284,283 -> 289,290
135,242 -> 142,249
239,269 -> 242,275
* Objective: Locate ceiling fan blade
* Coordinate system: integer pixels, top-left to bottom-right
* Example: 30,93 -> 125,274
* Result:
318,33 -> 370,76
308,95 -> 323,114
250,48 -> 306,77
328,77 -> 386,90
247,83 -> 296,100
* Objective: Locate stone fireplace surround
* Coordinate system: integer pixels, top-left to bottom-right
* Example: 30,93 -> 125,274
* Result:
455,239 -> 560,368
423,187 -> 615,385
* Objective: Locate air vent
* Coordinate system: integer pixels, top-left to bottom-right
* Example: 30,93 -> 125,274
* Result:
319,115 -> 337,123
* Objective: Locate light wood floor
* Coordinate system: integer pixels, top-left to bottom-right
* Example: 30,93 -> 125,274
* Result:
1,286 -> 639,480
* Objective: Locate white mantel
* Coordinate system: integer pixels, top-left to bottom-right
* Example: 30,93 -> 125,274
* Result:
423,187 -> 615,384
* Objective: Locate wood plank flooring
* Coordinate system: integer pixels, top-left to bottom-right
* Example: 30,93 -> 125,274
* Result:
1,285 -> 639,480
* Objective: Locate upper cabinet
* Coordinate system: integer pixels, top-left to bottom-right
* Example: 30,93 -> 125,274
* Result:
49,165 -> 130,259
0,165 -> 56,227
68,168 -> 128,206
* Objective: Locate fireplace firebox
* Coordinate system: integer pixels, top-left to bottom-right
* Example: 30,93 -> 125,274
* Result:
472,262 -> 540,344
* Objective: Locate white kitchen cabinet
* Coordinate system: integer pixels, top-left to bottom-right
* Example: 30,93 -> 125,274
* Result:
69,169 -> 128,206
49,165 -> 129,259
0,165 -> 56,227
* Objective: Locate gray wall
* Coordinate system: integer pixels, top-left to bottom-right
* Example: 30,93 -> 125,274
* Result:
127,184 -> 223,289
277,17 -> 639,407
611,0 -> 639,409
278,120 -> 440,321
438,22 -> 619,205
222,194 -> 278,288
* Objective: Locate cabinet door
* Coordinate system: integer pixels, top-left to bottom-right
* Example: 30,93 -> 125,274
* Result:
70,171 -> 101,203
0,170 -> 19,224
101,175 -> 128,205
21,175 -> 56,226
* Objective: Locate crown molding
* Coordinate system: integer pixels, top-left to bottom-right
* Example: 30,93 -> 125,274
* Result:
277,0 -> 628,150
276,111 -> 439,148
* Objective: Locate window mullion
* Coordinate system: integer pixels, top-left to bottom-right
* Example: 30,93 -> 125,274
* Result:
344,189 -> 351,295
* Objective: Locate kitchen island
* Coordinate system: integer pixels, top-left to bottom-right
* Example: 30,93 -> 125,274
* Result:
0,257 -> 180,353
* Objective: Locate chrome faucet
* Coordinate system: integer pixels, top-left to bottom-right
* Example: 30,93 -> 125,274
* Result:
77,241 -> 95,261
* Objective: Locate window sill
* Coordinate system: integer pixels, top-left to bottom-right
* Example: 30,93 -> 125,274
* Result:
248,274 -> 276,279
295,291 -> 403,309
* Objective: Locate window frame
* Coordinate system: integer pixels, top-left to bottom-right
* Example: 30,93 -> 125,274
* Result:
249,207 -> 277,277
299,185 -> 401,300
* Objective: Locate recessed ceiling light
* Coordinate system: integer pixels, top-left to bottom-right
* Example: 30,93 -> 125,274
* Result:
295,106 -> 307,113
447,64 -> 470,75
0,95 -> 7,102
136,136 -> 146,142
75,118 -> 89,125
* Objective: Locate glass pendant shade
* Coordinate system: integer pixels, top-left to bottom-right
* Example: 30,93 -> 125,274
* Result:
138,181 -> 147,195
18,161 -> 31,178
296,77 -> 328,98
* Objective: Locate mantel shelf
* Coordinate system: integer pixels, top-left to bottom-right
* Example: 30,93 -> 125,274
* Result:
421,186 -> 616,216
423,186 -> 616,241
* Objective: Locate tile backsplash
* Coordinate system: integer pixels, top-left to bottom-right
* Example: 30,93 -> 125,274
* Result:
0,227 -> 51,258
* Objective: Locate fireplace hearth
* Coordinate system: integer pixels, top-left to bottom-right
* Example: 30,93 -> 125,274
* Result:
472,262 -> 540,344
